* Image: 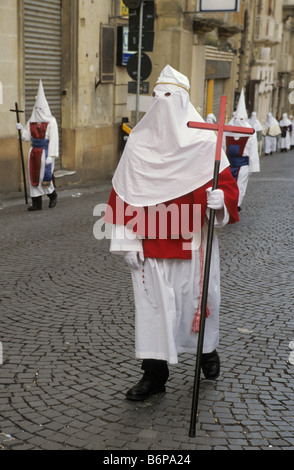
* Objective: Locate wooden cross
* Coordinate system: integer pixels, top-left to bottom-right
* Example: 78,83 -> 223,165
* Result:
10,102 -> 28,204
187,95 -> 254,438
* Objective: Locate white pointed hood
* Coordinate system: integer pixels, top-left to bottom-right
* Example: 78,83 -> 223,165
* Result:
112,65 -> 229,207
29,80 -> 53,123
225,89 -> 252,139
229,89 -> 249,127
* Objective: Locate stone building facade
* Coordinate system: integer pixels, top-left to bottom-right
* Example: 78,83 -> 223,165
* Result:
0,0 -> 294,194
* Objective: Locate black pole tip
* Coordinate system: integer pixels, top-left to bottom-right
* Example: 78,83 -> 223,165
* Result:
188,429 -> 196,438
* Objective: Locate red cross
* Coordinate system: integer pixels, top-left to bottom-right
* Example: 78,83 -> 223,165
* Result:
187,94 -> 255,439
187,95 -> 255,162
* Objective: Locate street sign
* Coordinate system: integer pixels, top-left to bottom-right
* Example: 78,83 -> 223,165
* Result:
128,81 -> 149,94
128,1 -> 155,52
199,0 -> 239,12
121,0 -> 129,17
125,1 -> 153,123
129,1 -> 155,31
128,31 -> 154,52
126,52 -> 152,81
122,0 -> 142,8
117,26 -> 135,66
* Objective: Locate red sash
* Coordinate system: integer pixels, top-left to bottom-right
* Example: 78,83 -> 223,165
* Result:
105,166 -> 239,259
29,122 -> 49,186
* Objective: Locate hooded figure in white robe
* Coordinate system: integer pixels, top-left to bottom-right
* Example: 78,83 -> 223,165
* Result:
263,112 -> 280,154
223,89 -> 259,209
248,111 -> 263,133
17,80 -> 58,211
248,111 -> 263,153
104,65 -> 239,400
278,113 -> 292,152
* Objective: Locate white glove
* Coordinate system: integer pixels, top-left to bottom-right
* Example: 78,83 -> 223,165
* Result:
46,156 -> 53,165
16,122 -> 23,131
206,188 -> 224,210
124,251 -> 144,269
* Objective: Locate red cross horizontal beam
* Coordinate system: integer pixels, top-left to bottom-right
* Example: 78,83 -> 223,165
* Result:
187,121 -> 255,135
187,97 -> 255,164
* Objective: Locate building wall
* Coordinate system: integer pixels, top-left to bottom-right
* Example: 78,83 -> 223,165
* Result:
1,0 -> 294,195
0,0 -> 21,193
61,0 -> 120,183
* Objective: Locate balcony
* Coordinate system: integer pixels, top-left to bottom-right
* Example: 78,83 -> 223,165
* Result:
254,16 -> 282,45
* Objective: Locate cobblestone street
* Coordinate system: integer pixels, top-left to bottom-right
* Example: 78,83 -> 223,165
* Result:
0,150 -> 293,452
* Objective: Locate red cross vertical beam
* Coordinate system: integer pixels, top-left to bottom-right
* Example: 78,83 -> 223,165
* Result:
187,95 -> 254,438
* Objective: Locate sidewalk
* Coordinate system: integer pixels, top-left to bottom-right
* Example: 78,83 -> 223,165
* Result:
0,179 -> 112,209
0,150 -> 294,452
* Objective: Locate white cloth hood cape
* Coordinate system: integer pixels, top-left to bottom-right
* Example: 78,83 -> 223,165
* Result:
112,65 -> 229,207
248,112 -> 263,132
264,113 -> 279,127
279,113 -> 292,126
263,113 -> 281,137
27,80 -> 54,124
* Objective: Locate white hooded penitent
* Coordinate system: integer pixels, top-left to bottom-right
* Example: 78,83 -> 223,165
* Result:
29,80 -> 54,124
22,80 -> 59,158
112,65 -> 229,207
248,112 -> 263,132
225,88 -> 259,174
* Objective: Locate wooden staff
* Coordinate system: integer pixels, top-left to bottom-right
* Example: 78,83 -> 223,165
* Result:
10,102 -> 28,205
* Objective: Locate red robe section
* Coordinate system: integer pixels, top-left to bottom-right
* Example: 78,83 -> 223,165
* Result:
105,166 -> 239,259
29,122 -> 49,186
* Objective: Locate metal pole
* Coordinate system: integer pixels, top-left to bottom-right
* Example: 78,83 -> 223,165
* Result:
188,162 -> 220,438
136,1 -> 144,124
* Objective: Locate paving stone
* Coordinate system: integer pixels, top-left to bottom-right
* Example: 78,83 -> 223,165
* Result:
0,153 -> 294,451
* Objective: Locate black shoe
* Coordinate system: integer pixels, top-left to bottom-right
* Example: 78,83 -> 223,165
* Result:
48,191 -> 57,208
28,196 -> 42,211
28,204 -> 42,211
201,350 -> 220,380
238,206 -> 241,212
126,375 -> 166,401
